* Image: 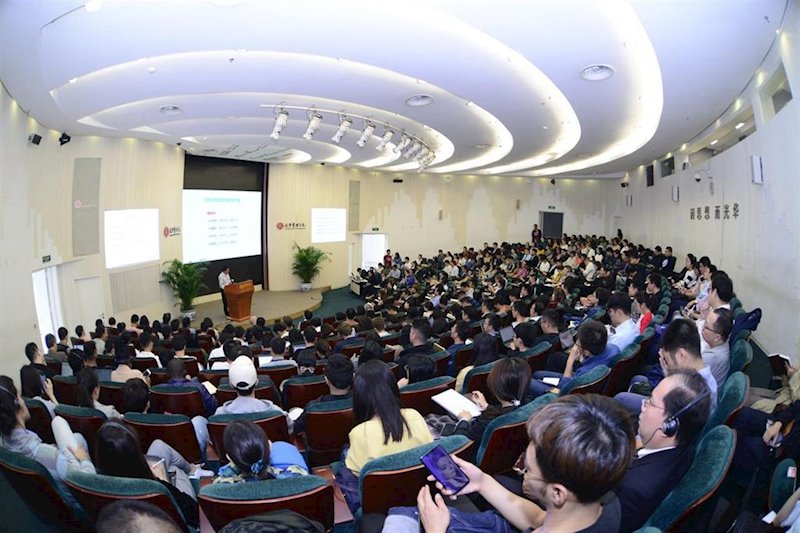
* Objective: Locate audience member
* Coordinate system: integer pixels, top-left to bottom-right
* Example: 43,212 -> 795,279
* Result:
215,356 -> 292,431
19,364 -> 58,417
294,354 -> 354,434
96,501 -> 181,533
75,368 -> 121,419
698,307 -> 733,387
606,292 -> 638,351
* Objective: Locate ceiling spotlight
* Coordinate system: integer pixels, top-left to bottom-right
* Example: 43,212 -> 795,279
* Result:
59,133 -> 71,146
395,134 -> 411,153
404,141 -> 422,159
159,104 -> 182,116
376,130 -> 394,151
550,178 -> 556,185
302,113 -> 323,140
356,123 -> 375,148
68,77 -> 78,84
735,122 -> 745,129
709,139 -> 719,146
85,0 -> 103,12
580,64 -> 615,81
270,110 -> 289,140
331,118 -> 352,143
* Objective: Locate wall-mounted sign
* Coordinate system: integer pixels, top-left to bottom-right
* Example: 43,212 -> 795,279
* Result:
42,255 -> 51,263
276,221 -> 306,230
163,226 -> 181,237
689,203 -> 740,221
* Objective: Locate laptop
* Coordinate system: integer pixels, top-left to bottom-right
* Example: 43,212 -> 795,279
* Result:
499,326 -> 515,344
559,328 -> 575,350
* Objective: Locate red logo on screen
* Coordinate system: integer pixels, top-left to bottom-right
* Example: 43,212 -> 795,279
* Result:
276,222 -> 284,230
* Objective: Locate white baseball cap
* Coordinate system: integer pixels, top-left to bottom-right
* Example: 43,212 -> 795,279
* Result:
228,356 -> 257,390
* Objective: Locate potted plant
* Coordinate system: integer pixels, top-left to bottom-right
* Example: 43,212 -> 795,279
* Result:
161,259 -> 208,318
291,242 -> 330,291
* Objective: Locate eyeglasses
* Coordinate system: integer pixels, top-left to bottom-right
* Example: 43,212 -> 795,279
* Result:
642,397 -> 664,410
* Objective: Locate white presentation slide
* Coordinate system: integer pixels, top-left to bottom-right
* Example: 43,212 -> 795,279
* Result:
182,190 -> 262,263
311,208 -> 347,243
104,209 -> 160,269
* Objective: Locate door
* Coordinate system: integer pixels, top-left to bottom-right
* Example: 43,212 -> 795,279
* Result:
541,212 -> 564,240
361,234 -> 387,270
74,276 -> 105,328
32,267 -> 64,347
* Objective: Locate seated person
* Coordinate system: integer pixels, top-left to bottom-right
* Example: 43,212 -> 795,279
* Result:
333,323 -> 363,354
111,345 -> 149,384
75,368 -> 121,419
698,307 -> 733,388
396,319 -> 438,372
95,500 -> 181,533
356,339 -> 385,368
214,420 -> 308,483
506,321 -> 540,356
264,337 -> 297,366
530,319 -> 619,398
278,349 -> 317,393
209,339 -> 240,370
0,375 -> 95,480
455,333 -> 500,392
635,292 -> 657,333
409,394 -> 634,533
95,421 -> 208,529
616,370 -> 711,532
134,332 -> 160,367
397,354 -> 437,388
20,364 -> 59,417
23,342 -> 58,380
606,292 -> 639,351
452,357 -> 531,462
81,341 -> 112,381
337,360 -> 433,512
531,309 -> 561,346
294,354 -> 354,434
165,358 -> 218,417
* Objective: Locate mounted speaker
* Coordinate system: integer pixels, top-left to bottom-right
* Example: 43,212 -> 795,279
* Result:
28,133 -> 42,145
751,155 -> 763,185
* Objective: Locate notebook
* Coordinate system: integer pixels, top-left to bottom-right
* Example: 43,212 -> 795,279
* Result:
432,389 -> 482,419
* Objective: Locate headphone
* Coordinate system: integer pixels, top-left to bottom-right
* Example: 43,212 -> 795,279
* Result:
0,385 -> 20,408
661,389 -> 711,438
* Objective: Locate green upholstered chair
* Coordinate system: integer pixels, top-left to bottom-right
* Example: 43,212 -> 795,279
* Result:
700,372 -> 748,440
358,435 -> 472,515
198,369 -> 229,387
98,380 -> 125,413
452,346 -> 475,375
208,411 -> 290,460
604,344 -> 642,396
123,412 -> 203,464
770,458 -> 797,512
149,385 -> 205,418
65,470 -> 190,532
131,357 -> 160,373
54,404 -> 107,458
283,374 -> 329,409
257,363 -> 299,389
460,360 -> 499,395
399,376 -> 455,416
729,339 -> 753,376
176,356 -> 200,377
558,365 -> 611,396
643,425 -> 736,532
303,399 -> 354,467
23,397 -> 55,444
475,393 -> 556,474
199,474 -> 333,531
429,350 -> 451,377
0,446 -> 90,531
518,341 -> 552,375
148,367 -> 170,386
632,527 -> 663,533
52,375 -> 78,405
652,314 -> 665,325
729,297 -> 742,310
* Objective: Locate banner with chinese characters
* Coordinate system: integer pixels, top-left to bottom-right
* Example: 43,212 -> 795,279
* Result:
689,203 -> 740,221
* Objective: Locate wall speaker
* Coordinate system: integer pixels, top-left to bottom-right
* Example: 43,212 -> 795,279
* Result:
515,199 -> 520,210
392,178 -> 403,183
671,186 -> 680,203
751,155 -> 763,185
28,133 -> 42,145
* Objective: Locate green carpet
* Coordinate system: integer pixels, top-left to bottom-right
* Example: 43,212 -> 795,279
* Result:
307,287 -> 364,322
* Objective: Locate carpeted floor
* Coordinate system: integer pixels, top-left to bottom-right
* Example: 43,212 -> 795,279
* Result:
308,286 -> 365,322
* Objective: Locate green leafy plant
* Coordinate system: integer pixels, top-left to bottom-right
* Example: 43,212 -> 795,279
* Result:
291,242 -> 330,284
161,259 -> 208,311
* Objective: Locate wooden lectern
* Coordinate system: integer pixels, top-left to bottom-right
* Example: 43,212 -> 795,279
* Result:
224,280 -> 254,322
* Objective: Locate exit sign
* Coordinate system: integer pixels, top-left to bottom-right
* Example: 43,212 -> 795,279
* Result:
42,255 -> 51,263
548,205 -> 556,210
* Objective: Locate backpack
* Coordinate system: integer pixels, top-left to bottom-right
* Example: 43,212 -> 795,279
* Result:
730,307 -> 762,348
219,509 -> 324,533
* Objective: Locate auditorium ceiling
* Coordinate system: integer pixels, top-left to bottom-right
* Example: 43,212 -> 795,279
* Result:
0,0 -> 788,178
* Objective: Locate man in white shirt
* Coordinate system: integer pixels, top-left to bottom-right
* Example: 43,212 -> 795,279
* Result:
698,308 -> 733,387
218,266 -> 233,317
606,292 -> 639,351
135,332 -> 161,367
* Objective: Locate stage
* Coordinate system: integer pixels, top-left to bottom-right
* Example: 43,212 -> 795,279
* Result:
192,287 -> 327,327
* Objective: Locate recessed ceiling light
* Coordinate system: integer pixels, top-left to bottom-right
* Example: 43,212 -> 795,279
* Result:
159,105 -> 182,115
735,122 -> 745,129
710,139 -> 719,146
147,66 -> 156,73
405,94 -> 434,107
541,126 -> 548,130
68,77 -> 78,84
475,144 -> 491,149
580,64 -> 615,81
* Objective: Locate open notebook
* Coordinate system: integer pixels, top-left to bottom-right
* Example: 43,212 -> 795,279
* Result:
432,389 -> 482,419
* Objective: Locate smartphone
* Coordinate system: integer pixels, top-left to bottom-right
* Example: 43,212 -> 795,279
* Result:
421,445 -> 469,493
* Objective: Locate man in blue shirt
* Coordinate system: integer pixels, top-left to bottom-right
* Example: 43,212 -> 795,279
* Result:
165,358 -> 218,417
529,319 -> 619,397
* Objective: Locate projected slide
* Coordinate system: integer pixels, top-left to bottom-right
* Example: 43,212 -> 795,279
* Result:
104,209 -> 160,269
311,208 -> 347,243
182,190 -> 262,263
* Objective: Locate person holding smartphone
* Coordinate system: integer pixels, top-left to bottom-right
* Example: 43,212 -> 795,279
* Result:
404,395 -> 634,533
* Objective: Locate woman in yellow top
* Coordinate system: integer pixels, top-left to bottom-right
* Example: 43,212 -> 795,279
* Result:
337,360 -> 432,511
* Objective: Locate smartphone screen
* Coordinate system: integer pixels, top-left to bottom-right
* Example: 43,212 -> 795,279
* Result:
421,445 -> 469,494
